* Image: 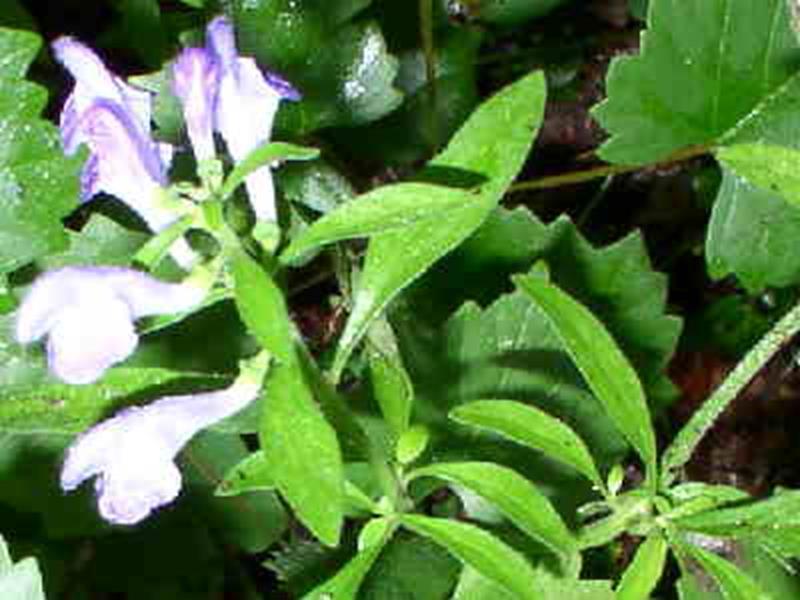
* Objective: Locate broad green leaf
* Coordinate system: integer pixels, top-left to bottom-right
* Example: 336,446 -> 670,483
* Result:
594,0 -> 798,164
280,182 -> 479,265
616,535 -> 668,600
220,141 -> 320,201
0,367 -> 227,434
42,214 -> 149,268
513,275 -> 657,488
333,70 -> 547,377
400,515 -> 543,600
453,566 -> 616,600
234,0 -> 402,134
408,461 -> 576,562
231,249 -> 344,545
681,544 -> 769,600
183,431 -> 288,553
0,28 -> 83,275
360,531 -> 461,599
715,144 -> 800,207
450,400 -> 603,491
216,449 -> 275,496
401,208 -> 681,406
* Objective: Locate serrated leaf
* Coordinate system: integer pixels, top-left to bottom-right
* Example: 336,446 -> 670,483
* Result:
42,214 -> 149,268
408,461 -> 576,562
234,0 -> 402,134
616,535 -> 668,600
333,70 -> 547,377
401,208 -> 681,406
400,515 -> 543,600
594,0 -> 798,165
280,182 -> 480,265
0,27 -> 83,274
514,275 -> 657,489
0,367 -> 228,435
231,248 -> 344,545
450,400 -> 603,491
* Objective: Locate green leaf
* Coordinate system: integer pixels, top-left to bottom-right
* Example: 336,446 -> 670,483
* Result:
231,249 -> 344,545
42,214 -> 149,268
0,28 -> 83,275
454,567 -> 615,600
715,143 -> 800,207
0,367 -> 227,434
280,182 -> 480,265
450,400 -> 604,491
594,0 -> 798,164
216,449 -> 275,496
400,208 -> 681,407
369,348 -> 414,440
396,425 -> 430,465
408,461 -> 576,562
302,537 -> 387,599
234,0 -> 402,134
220,141 -> 320,201
615,535 -> 668,600
400,515 -> 543,600
182,431 -> 288,553
513,275 -> 657,489
674,490 -> 800,539
333,70 -> 547,378
681,544 -> 770,600
0,533 -> 45,600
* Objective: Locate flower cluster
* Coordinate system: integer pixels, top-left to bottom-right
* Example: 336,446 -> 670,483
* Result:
14,16 -> 291,525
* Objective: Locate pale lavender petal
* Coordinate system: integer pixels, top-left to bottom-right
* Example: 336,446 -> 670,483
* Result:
47,302 -> 138,385
172,47 -> 220,162
205,16 -> 237,70
52,37 -> 152,133
60,381 -> 261,525
264,70 -> 301,101
16,267 -> 205,384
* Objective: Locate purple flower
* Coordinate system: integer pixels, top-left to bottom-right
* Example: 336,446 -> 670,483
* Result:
171,16 -> 300,221
61,380 -> 261,524
53,38 -> 181,235
171,48 -> 220,163
15,267 -> 204,385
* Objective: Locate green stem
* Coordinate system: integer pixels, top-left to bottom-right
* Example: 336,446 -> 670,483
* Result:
660,298 -> 800,488
509,145 -> 710,193
419,0 -> 438,151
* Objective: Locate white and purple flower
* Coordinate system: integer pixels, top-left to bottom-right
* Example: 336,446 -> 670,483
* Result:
60,379 -> 261,524
53,38 -> 181,234
15,266 -> 204,384
172,16 -> 301,222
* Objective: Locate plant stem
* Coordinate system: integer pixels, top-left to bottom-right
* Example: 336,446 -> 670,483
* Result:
419,0 -> 438,151
660,298 -> 800,488
509,145 -> 710,193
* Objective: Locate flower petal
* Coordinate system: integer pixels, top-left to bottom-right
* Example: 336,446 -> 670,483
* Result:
172,47 -> 220,162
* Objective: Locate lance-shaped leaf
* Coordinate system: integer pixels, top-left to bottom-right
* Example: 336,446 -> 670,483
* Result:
231,248 -> 343,545
399,515 -> 543,600
513,275 -> 657,490
678,543 -> 769,600
450,400 -> 604,492
280,182 -> 479,265
616,535 -> 668,600
408,461 -> 576,562
594,0 -> 798,165
332,70 -> 547,378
